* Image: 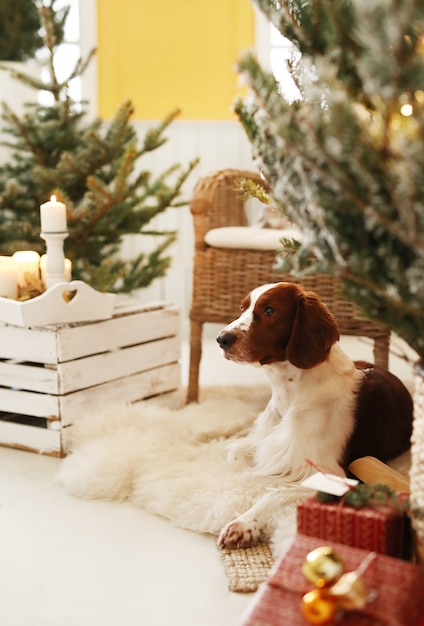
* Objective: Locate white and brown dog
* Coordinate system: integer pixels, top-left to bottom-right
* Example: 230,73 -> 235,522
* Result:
216,282 -> 413,549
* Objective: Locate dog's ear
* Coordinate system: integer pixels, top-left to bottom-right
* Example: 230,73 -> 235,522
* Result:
286,290 -> 340,369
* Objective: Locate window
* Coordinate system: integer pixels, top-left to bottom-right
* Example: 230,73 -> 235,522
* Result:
255,10 -> 301,103
38,0 -> 81,105
39,0 -> 96,108
270,25 -> 301,102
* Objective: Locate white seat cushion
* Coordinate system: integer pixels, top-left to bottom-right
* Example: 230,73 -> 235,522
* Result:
204,226 -> 301,251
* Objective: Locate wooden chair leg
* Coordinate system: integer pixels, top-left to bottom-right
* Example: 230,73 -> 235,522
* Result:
186,319 -> 203,404
373,333 -> 391,370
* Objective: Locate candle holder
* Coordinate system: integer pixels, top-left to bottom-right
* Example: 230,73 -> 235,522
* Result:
0,280 -> 117,327
40,232 -> 69,289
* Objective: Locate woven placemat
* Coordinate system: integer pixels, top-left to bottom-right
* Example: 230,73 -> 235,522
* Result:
219,544 -> 276,593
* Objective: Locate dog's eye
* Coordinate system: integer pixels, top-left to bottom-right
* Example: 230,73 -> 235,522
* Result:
264,306 -> 275,317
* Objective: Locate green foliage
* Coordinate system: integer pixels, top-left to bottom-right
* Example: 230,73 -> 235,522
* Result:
236,0 -> 424,363
317,483 -> 404,510
0,0 -> 67,61
0,4 -> 199,292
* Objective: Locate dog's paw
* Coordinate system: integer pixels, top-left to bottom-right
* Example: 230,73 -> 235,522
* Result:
217,518 -> 262,550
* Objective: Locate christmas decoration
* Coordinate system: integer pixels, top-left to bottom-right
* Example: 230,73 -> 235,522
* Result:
302,546 -> 344,587
297,490 -> 407,558
240,535 -> 424,626
235,1 -> 424,366
301,546 -> 372,624
316,483 -> 402,509
0,3 -> 198,293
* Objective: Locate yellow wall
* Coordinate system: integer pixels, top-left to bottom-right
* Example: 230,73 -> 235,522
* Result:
97,0 -> 255,120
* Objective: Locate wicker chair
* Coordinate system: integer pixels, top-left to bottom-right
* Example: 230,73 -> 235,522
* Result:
187,168 -> 391,403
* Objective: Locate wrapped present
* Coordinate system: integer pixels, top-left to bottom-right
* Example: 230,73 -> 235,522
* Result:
241,534 -> 424,626
297,491 -> 407,557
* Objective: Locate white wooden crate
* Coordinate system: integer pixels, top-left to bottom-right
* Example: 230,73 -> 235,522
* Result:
0,298 -> 181,457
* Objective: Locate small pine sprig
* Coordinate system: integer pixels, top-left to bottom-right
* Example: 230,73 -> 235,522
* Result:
237,177 -> 271,205
317,483 -> 407,511
237,176 -> 301,255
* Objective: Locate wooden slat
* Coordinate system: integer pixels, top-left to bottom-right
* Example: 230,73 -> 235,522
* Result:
59,362 -> 180,428
0,339 -> 180,411
56,336 -> 180,394
0,420 -> 62,456
0,330 -> 180,395
0,361 -> 58,394
55,304 -> 179,362
0,387 -> 59,417
0,362 -> 180,450
0,301 -> 179,364
111,297 -> 174,316
0,324 -> 58,363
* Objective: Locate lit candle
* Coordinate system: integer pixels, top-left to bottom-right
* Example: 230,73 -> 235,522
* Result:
0,256 -> 18,299
12,251 -> 40,287
40,255 -> 72,285
40,195 -> 67,233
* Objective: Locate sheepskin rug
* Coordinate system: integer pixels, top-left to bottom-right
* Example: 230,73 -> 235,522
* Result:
58,385 -> 310,555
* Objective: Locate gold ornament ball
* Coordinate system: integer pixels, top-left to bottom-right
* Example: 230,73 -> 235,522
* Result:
301,589 -> 336,625
302,546 -> 344,587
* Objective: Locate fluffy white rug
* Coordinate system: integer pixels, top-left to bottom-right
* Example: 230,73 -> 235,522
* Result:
58,385 -> 309,556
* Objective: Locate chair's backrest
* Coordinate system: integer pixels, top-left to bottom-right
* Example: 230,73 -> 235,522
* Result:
190,169 -> 267,246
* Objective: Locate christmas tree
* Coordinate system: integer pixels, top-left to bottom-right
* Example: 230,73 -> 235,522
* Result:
235,1 -> 424,365
0,3 -> 198,293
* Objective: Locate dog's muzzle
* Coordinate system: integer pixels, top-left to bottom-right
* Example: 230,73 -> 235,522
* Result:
216,331 -> 237,350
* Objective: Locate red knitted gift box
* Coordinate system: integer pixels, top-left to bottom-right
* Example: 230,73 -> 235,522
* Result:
297,495 -> 405,557
241,534 -> 424,626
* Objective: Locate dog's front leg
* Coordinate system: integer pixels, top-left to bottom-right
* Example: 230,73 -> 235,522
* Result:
251,396 -> 281,442
217,491 -> 277,549
225,397 -> 280,470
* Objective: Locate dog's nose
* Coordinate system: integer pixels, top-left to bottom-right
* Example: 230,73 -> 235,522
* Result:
216,332 -> 236,349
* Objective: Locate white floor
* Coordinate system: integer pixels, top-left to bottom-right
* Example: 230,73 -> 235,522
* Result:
0,328 -> 417,626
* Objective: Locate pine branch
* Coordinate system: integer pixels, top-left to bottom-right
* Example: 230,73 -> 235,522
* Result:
140,109 -> 181,154
1,103 -> 46,165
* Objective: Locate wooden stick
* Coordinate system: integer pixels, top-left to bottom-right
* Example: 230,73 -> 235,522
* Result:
348,456 -> 410,493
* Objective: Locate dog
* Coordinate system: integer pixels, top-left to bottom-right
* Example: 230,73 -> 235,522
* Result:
216,282 -> 413,549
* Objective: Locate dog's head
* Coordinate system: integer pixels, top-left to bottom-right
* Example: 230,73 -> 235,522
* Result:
216,282 -> 340,369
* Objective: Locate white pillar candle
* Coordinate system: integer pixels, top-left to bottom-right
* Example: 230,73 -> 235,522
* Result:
12,251 -> 40,287
40,195 -> 67,233
0,256 -> 18,299
40,255 -> 72,285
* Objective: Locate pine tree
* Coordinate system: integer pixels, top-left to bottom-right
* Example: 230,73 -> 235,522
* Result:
0,3 -> 198,293
235,1 -> 424,364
